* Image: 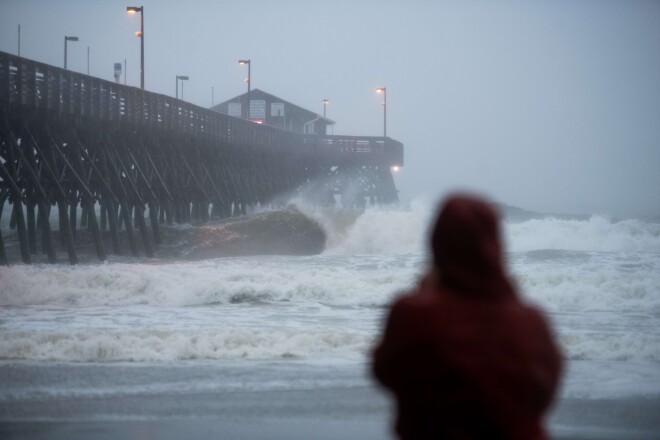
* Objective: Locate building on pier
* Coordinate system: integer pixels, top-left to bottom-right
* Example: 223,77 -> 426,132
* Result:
211,89 -> 335,135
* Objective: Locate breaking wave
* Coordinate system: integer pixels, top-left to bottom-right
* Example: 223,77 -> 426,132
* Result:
300,201 -> 660,255
0,328 -> 371,363
505,216 -> 660,253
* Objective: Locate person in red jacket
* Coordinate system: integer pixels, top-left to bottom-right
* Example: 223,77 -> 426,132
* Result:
373,193 -> 563,440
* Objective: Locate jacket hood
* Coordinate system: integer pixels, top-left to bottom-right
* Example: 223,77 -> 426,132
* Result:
431,194 -> 515,300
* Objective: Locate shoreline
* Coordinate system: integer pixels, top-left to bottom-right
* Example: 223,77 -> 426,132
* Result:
2,385 -> 659,440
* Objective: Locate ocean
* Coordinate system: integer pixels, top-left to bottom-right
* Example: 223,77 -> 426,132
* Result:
1,201 -> 659,439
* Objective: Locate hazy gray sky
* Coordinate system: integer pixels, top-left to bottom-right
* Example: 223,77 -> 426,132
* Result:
1,0 -> 659,217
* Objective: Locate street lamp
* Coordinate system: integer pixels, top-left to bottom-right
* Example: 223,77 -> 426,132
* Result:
376,87 -> 387,137
64,36 -> 79,70
322,99 -> 329,118
127,6 -> 144,89
238,59 -> 251,119
176,75 -> 189,100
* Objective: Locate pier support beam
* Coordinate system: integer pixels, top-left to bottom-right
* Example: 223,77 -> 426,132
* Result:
57,199 -> 78,265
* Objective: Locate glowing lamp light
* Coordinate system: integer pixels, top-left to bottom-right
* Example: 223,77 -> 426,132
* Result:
126,6 -> 144,90
376,87 -> 387,137
238,59 -> 251,120
391,166 -> 400,172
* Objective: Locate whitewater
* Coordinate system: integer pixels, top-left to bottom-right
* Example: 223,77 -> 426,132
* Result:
1,201 -> 659,439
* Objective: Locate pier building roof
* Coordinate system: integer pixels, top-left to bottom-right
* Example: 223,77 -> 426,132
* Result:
211,89 -> 335,135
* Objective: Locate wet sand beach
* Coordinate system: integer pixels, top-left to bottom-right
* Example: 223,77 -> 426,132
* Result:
1,363 -> 659,440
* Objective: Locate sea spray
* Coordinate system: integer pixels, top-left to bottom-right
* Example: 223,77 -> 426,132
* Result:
298,198 -> 433,255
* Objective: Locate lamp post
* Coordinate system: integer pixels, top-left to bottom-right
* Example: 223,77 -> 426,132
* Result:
322,99 -> 329,118
376,87 -> 387,137
64,36 -> 79,70
176,75 -> 189,100
127,6 -> 144,89
238,59 -> 251,119
211,86 -> 215,106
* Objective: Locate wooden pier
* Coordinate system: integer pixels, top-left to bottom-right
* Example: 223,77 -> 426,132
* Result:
0,51 -> 403,265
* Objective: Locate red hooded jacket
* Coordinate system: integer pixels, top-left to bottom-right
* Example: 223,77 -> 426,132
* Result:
373,194 -> 562,440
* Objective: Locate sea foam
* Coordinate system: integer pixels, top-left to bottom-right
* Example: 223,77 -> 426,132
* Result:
0,328 -> 372,363
505,216 -> 660,253
0,254 -> 420,308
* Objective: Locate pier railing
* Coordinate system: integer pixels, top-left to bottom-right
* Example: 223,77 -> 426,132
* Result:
0,51 -> 403,167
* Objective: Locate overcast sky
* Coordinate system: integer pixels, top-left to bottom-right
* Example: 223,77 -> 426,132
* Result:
1,0 -> 659,217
